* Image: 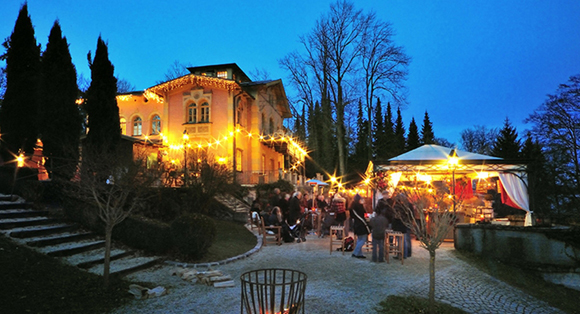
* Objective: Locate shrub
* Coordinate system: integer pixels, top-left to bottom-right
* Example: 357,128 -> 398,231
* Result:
113,215 -> 172,254
171,213 -> 217,259
136,188 -> 182,223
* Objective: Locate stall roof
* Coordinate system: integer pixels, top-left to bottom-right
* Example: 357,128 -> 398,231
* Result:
375,145 -> 527,174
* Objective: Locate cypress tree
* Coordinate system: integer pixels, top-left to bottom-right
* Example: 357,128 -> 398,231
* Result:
406,117 -> 420,150
85,36 -> 120,154
0,4 -> 41,161
421,111 -> 435,144
491,117 -> 520,159
393,106 -> 406,155
520,132 -> 548,215
40,21 -> 81,179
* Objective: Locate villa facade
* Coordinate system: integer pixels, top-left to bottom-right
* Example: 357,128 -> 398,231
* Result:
116,63 -> 306,185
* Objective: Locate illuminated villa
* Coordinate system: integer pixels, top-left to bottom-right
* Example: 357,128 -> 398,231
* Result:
116,63 -> 307,185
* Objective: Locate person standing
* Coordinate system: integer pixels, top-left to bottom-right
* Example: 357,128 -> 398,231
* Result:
350,194 -> 370,259
288,191 -> 303,226
369,207 -> 389,262
269,188 -> 281,210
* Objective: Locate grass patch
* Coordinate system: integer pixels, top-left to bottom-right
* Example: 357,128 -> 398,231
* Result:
192,218 -> 257,263
0,234 -> 131,314
376,295 -> 468,314
454,250 -> 580,314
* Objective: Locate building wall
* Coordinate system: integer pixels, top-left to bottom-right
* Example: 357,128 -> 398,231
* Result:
117,76 -> 289,184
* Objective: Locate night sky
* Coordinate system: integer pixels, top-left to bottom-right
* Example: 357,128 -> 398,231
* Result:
2,0 -> 580,144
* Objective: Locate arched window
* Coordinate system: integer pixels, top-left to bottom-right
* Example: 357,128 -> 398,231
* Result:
200,101 -> 210,122
187,103 -> 197,123
151,115 -> 161,135
133,116 -> 142,136
120,117 -> 126,135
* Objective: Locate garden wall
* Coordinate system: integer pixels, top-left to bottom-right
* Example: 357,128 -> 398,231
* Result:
455,223 -> 580,290
455,223 -> 579,269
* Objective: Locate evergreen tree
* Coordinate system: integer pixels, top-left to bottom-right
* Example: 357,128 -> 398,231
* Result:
85,36 -> 120,153
350,99 -> 369,174
520,132 -> 549,216
393,106 -> 406,155
406,117 -> 420,150
40,21 -> 81,179
421,111 -> 435,144
293,104 -> 306,142
0,4 -> 41,161
372,98 -> 384,158
491,117 -> 520,159
383,102 -> 396,158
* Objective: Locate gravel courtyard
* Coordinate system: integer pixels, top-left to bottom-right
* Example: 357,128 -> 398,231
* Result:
113,231 -> 563,314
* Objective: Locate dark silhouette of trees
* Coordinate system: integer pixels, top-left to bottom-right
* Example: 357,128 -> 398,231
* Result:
460,125 -> 498,154
393,106 -> 406,155
421,111 -> 435,145
40,21 -> 81,179
406,117 -> 420,150
0,4 -> 41,161
280,1 -> 409,177
527,74 -> 580,214
84,36 -> 120,154
491,117 -> 521,159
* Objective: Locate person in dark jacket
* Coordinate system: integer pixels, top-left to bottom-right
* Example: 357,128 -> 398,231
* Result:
287,191 -> 303,226
350,194 -> 370,258
392,193 -> 412,258
370,207 -> 389,262
279,193 -> 290,220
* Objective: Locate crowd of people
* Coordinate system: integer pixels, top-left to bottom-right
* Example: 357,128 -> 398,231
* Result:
251,187 -> 413,262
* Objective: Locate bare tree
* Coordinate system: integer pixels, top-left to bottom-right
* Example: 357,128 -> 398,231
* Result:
527,74 -> 580,212
116,76 -> 136,93
72,145 -> 161,287
393,188 -> 456,313
460,125 -> 498,154
157,60 -> 191,84
360,12 -> 410,160
249,67 -> 271,81
280,1 -> 409,177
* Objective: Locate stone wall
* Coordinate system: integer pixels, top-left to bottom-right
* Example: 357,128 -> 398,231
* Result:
454,224 -> 580,270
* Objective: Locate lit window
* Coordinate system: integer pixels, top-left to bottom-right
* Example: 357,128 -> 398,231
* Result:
120,117 -> 126,134
236,149 -> 242,172
200,102 -> 210,123
188,103 -> 197,123
151,115 -> 161,135
217,71 -> 227,79
133,117 -> 142,136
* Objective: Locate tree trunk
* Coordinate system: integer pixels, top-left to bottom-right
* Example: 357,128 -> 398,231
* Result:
429,249 -> 436,314
103,224 -> 113,287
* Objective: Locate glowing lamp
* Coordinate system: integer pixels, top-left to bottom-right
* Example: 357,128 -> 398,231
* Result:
16,154 -> 25,168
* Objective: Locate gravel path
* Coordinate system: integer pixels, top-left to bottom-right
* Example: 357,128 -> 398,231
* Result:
113,230 -> 563,314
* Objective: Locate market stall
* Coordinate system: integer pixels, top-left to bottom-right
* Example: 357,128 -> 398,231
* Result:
372,145 -> 532,226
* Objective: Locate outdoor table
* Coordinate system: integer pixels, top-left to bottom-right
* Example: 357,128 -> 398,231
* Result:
385,229 -> 404,264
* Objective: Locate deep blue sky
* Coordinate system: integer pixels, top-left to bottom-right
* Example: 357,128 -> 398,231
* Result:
2,0 -> 580,145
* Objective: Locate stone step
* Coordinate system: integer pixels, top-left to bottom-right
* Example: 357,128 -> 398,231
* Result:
88,255 -> 163,277
0,202 -> 33,210
59,247 -> 127,267
27,232 -> 96,247
0,217 -> 61,230
0,209 -> 49,219
9,224 -> 79,239
76,250 -> 136,269
0,195 -> 19,202
45,240 -> 106,257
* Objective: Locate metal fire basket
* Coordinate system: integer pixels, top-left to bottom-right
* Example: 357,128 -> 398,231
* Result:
240,268 -> 307,314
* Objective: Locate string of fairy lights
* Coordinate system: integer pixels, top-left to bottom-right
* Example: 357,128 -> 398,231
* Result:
142,125 -> 308,171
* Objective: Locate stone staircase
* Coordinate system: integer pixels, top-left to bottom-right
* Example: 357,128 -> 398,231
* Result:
0,194 -> 162,277
214,193 -> 251,223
